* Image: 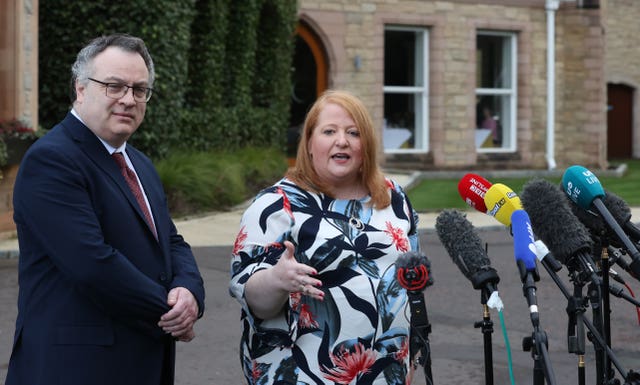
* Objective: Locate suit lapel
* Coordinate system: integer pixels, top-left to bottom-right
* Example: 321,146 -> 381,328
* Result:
61,113 -> 160,242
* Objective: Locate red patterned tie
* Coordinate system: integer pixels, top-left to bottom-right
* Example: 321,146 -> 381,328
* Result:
112,152 -> 157,238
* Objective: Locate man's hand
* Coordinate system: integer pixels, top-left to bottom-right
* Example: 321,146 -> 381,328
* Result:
158,287 -> 199,341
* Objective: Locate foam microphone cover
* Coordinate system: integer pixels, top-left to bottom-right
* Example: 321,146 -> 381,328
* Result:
435,209 -> 492,281
604,190 -> 640,245
484,183 -> 522,226
564,188 -> 624,249
565,192 -> 606,235
458,173 -> 492,213
604,190 -> 633,224
521,178 -> 594,264
561,165 -> 605,210
565,194 -> 619,249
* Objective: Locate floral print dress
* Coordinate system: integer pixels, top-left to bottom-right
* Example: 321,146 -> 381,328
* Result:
229,178 -> 420,385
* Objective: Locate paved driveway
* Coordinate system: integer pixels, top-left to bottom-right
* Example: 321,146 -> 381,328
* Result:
2,228 -> 640,384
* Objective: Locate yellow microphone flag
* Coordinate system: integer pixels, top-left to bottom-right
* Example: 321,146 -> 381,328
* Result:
484,183 -> 523,226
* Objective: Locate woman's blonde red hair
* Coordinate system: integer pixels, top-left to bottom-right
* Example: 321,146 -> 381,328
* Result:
286,89 -> 391,209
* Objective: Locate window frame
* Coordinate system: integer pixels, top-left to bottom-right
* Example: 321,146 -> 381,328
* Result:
475,30 -> 518,153
383,25 -> 430,154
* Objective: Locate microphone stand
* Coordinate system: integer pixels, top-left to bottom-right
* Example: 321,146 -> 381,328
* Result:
471,266 -> 500,385
599,248 -> 640,384
398,258 -> 434,385
539,257 -> 640,385
406,289 -> 433,384
517,260 -> 557,385
588,280 -> 605,385
598,247 -> 614,385
566,267 -> 588,385
607,246 -> 640,283
396,252 -> 433,385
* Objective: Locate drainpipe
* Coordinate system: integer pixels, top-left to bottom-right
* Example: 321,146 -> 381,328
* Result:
546,0 -> 559,170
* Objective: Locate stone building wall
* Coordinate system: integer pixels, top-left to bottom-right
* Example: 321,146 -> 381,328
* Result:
0,0 -> 38,236
604,0 -> 640,158
554,7 -> 607,167
298,0 -> 608,171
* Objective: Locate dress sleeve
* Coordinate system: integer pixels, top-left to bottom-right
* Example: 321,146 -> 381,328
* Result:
229,185 -> 294,327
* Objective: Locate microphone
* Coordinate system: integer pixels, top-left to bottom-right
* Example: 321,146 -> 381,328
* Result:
458,173 -> 492,213
522,181 -> 640,383
395,251 -> 433,374
601,190 -> 640,244
435,209 -> 502,309
565,191 -> 620,249
562,165 -> 640,277
484,183 -> 542,316
484,181 -> 564,273
511,209 -> 542,325
396,251 -> 433,293
532,240 -> 563,273
564,190 -> 639,278
484,183 -> 522,226
520,178 -> 601,285
512,209 -> 539,273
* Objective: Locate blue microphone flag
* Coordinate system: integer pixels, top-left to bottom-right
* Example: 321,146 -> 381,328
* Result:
511,209 -> 537,271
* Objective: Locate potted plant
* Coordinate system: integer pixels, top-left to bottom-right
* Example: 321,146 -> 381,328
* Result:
0,118 -> 43,167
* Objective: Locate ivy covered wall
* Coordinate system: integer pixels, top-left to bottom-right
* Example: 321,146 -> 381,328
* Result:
39,0 -> 297,159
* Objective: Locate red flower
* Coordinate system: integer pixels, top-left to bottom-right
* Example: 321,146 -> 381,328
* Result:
277,187 -> 294,219
251,360 -> 263,382
290,292 -> 318,328
299,303 -> 319,329
394,337 -> 410,362
0,118 -> 39,144
321,343 -> 378,384
384,221 -> 409,252
232,226 -> 247,255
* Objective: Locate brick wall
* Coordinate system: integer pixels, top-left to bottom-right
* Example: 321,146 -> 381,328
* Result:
604,0 -> 640,158
0,0 -> 39,237
0,166 -> 19,238
298,0 -> 608,170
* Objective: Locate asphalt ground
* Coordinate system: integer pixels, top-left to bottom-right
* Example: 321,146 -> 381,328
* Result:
2,226 -> 640,385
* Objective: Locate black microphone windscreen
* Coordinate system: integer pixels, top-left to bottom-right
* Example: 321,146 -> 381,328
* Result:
520,178 -> 594,264
604,190 -> 632,224
564,190 -> 611,247
435,209 -> 491,281
566,194 -> 606,233
396,251 -> 430,271
565,188 -> 634,249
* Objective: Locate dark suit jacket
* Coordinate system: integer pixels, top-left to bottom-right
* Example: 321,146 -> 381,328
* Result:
6,113 -> 205,385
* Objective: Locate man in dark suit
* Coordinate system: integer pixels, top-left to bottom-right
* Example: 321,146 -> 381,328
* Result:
5,34 -> 205,385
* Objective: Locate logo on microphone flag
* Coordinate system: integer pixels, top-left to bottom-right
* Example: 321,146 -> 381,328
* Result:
484,183 -> 522,226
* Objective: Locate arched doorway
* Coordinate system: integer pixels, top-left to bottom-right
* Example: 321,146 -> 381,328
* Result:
607,83 -> 634,159
288,22 -> 328,165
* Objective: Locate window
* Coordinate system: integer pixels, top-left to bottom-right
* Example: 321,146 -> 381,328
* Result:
475,31 -> 517,152
383,26 -> 429,153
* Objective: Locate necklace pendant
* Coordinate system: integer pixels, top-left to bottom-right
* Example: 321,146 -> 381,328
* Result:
349,216 -> 364,230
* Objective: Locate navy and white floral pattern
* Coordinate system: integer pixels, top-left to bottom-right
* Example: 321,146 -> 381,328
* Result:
230,178 -> 420,384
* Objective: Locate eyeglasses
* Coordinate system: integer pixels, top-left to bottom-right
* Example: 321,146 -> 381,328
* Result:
87,78 -> 154,103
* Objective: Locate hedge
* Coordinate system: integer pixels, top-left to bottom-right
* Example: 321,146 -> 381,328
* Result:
39,0 -> 297,159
